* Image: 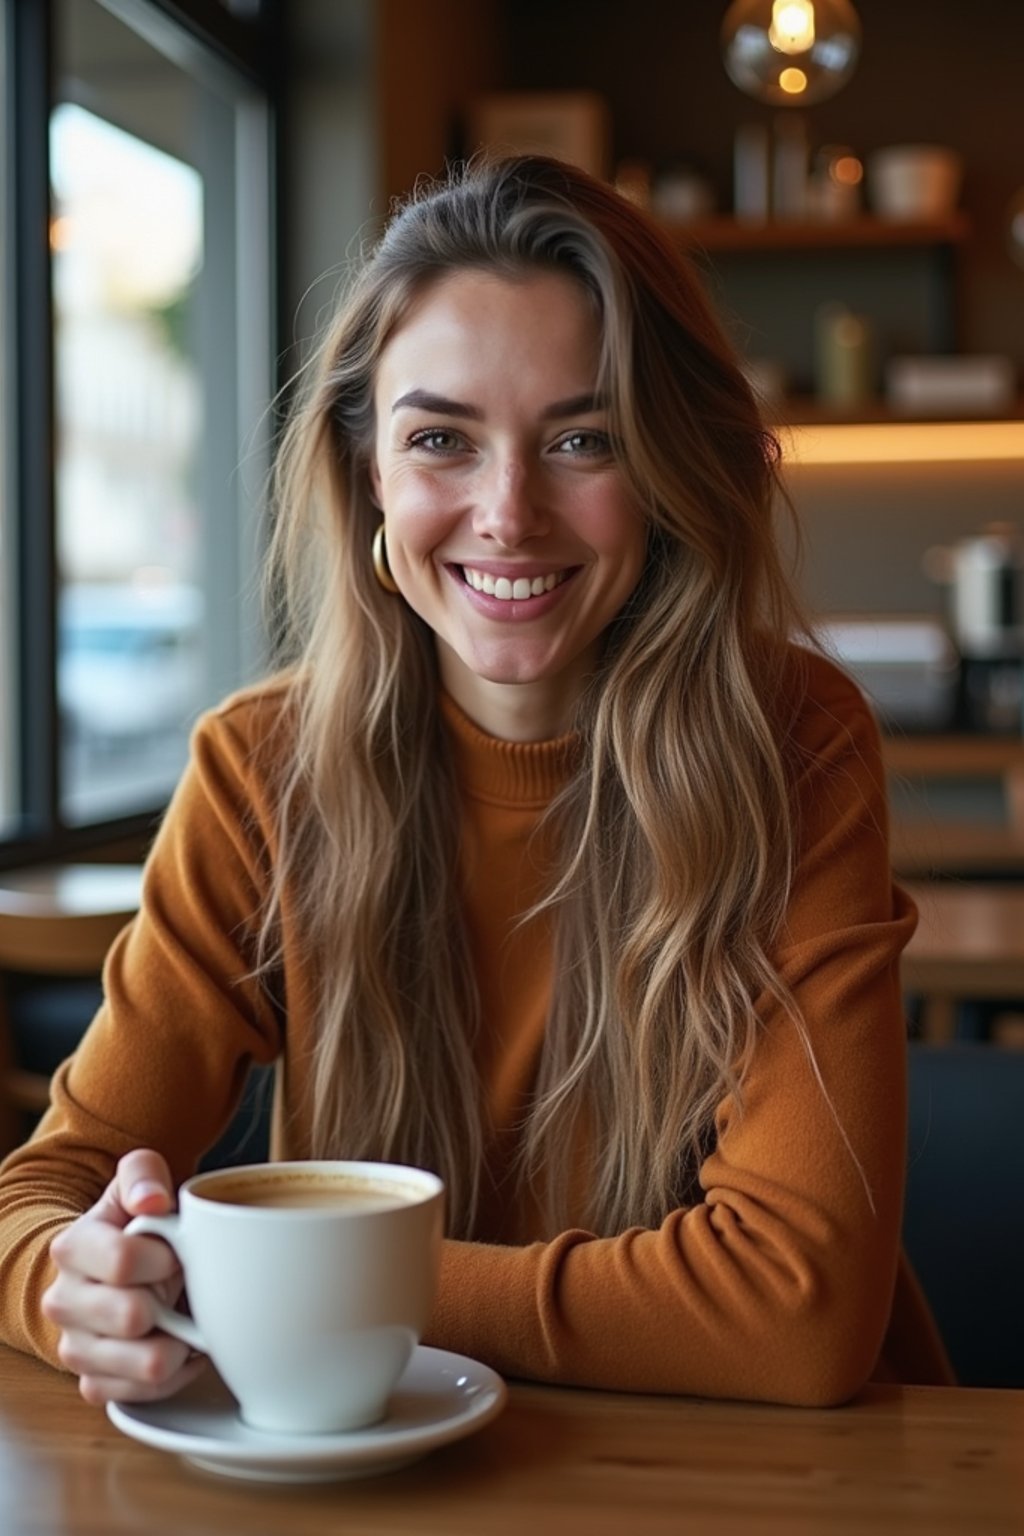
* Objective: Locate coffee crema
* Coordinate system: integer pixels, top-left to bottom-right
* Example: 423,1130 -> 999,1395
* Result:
197,1174 -> 419,1212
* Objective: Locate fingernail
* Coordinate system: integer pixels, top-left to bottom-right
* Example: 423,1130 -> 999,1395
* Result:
129,1180 -> 168,1212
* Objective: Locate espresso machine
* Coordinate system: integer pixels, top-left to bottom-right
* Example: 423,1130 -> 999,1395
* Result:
925,523 -> 1024,734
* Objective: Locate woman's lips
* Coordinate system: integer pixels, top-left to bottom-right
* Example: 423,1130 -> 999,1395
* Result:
461,565 -> 569,600
445,562 -> 580,618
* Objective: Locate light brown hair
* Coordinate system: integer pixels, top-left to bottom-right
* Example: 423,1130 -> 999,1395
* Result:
263,156 -> 808,1237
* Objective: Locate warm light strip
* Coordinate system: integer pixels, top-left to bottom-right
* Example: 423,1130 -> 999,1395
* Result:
781,420 -> 1024,466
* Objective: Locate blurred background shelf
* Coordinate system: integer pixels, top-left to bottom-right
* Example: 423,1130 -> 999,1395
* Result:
774,395 -> 1024,425
664,214 -> 970,252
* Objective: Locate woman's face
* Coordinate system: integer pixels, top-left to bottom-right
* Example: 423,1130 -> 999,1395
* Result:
369,267 -> 646,741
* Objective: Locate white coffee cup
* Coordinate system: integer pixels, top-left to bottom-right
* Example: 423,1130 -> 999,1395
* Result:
126,1160 -> 444,1435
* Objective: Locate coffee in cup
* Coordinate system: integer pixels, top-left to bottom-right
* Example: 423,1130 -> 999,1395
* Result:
196,1168 -> 421,1211
125,1160 -> 444,1435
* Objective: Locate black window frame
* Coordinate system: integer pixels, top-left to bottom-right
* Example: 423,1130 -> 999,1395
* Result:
0,0 -> 282,870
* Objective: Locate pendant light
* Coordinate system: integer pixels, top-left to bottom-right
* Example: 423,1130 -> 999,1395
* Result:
721,0 -> 861,107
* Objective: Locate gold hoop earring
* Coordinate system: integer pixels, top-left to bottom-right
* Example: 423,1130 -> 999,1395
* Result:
372,523 -> 400,594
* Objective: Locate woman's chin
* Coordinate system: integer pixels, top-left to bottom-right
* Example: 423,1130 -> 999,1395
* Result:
450,650 -> 575,692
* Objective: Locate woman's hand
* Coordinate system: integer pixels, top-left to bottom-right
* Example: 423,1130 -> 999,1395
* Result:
42,1149 -> 206,1405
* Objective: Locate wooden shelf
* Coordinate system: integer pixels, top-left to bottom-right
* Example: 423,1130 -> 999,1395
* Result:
662,213 -> 971,253
773,395 -> 1024,426
884,735 -> 1024,878
883,734 -> 1024,778
657,211 -> 1017,431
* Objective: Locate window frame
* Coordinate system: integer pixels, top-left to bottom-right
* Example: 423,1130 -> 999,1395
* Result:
0,0 -> 17,838
0,0 -> 281,869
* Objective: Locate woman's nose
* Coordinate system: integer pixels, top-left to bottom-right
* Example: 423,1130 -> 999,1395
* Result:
472,457 -> 550,545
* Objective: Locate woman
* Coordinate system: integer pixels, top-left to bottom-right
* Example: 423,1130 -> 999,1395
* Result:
0,155 -> 951,1406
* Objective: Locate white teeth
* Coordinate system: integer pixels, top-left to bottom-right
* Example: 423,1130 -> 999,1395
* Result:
462,567 -> 567,601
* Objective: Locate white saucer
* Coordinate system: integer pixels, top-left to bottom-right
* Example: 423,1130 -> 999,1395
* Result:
107,1345 -> 507,1483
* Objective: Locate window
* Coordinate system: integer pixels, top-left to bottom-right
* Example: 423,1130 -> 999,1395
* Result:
0,7 -> 13,836
51,97 -> 206,820
2,0 -> 277,854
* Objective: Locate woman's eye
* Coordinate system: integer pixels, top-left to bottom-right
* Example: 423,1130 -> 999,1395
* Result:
408,428 -> 464,453
553,429 -> 611,457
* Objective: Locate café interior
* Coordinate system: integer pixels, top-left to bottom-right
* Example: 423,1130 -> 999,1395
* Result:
1,2 -> 1023,1530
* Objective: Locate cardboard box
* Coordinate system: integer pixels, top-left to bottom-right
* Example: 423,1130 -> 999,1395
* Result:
467,93 -> 610,179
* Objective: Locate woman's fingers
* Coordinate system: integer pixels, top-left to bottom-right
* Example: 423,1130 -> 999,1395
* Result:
50,1213 -> 181,1288
83,1150 -> 174,1235
57,1320 -> 196,1381
76,1349 -> 207,1407
43,1269 -> 184,1338
49,1147 -> 180,1288
43,1148 -> 193,1404
114,1149 -> 176,1217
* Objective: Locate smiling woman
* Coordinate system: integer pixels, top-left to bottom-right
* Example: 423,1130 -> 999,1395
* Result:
369,268 -> 645,737
0,155 -> 952,1412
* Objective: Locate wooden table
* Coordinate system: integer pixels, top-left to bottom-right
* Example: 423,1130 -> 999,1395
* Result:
902,880 -> 1024,1041
1,1346 -> 1022,1536
0,864 -> 142,958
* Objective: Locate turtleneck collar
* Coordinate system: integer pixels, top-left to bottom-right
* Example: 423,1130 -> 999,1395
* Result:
440,692 -> 580,808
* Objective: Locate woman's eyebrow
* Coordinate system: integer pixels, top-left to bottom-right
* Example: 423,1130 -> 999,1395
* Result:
391,389 -> 608,419
392,389 -> 483,419
541,392 -> 607,419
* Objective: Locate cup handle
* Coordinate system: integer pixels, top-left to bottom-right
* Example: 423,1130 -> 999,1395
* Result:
124,1213 -> 206,1354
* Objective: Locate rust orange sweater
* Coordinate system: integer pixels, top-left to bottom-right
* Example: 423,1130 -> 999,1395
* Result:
0,649 -> 951,1402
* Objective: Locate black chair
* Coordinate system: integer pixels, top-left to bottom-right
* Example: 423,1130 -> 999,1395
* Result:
0,866 -> 141,1156
198,1064 -> 274,1171
0,864 -> 272,1171
5,966 -> 273,1172
904,1043 -> 1024,1388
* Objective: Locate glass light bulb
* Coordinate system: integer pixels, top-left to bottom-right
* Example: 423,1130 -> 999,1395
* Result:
769,1 -> 816,55
722,0 -> 861,107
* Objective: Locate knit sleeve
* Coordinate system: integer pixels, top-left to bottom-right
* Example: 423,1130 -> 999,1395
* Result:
0,689 -> 285,1365
427,658 -> 920,1405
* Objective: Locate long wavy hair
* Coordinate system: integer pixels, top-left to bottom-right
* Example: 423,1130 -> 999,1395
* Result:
262,155 -> 810,1239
